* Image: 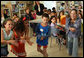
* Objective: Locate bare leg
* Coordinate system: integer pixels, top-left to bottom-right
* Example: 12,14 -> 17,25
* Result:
43,48 -> 48,57
37,46 -> 44,54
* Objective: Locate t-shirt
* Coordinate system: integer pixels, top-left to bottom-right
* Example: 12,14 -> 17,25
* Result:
60,15 -> 66,25
36,23 -> 51,46
1,28 -> 13,47
50,23 -> 59,36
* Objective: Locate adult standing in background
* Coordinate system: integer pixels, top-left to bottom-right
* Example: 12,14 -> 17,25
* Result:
66,9 -> 81,57
34,1 -> 44,16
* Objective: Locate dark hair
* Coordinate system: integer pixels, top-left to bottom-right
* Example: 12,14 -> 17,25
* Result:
13,13 -> 17,16
70,9 -> 77,14
59,10 -> 64,17
30,10 -> 34,12
79,13 -> 83,19
44,7 -> 47,9
79,5 -> 82,9
50,16 -> 57,20
78,10 -> 82,13
48,9 -> 51,12
42,13 -> 49,19
52,7 -> 55,10
14,19 -> 26,33
61,3 -> 65,6
51,11 -> 56,13
3,18 -> 13,28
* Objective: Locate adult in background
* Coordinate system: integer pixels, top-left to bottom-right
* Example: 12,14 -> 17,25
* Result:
34,1 -> 44,16
65,9 -> 81,57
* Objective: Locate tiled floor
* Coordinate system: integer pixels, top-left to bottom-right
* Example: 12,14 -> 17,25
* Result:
8,36 -> 83,57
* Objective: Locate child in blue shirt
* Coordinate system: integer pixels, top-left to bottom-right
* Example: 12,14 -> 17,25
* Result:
36,13 -> 51,57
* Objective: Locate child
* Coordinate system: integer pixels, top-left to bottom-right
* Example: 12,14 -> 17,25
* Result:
12,13 -> 17,20
11,19 -> 33,57
43,7 -> 48,14
59,10 -> 66,45
47,9 -> 51,17
36,13 -> 51,57
52,7 -> 56,13
50,16 -> 59,37
49,11 -> 56,24
13,17 -> 19,23
1,19 -> 18,57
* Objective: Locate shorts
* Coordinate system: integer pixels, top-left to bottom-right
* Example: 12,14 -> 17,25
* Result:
37,44 -> 47,48
1,45 -> 9,56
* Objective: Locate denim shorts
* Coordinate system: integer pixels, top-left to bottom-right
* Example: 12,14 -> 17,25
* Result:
1,45 -> 9,56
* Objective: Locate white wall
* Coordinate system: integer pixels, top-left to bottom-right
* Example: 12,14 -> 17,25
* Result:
42,1 -> 56,11
1,1 -> 16,5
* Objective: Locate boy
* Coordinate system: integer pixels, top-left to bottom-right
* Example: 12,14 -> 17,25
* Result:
36,13 -> 51,57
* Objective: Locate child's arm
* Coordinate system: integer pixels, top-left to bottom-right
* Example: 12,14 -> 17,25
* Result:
21,32 -> 33,46
7,32 -> 18,47
25,36 -> 33,46
35,24 -> 42,38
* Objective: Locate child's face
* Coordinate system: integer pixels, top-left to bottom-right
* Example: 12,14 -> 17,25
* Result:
5,21 -> 13,30
42,17 -> 48,24
60,12 -> 63,17
47,11 -> 51,14
26,9 -> 29,14
51,13 -> 55,16
14,15 -> 17,18
51,17 -> 56,23
14,18 -> 19,22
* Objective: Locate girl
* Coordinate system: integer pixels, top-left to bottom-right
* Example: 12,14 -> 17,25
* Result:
11,19 -> 33,57
50,16 -> 59,37
1,19 -> 18,57
49,11 -> 56,24
59,10 -> 66,45
12,13 -> 17,20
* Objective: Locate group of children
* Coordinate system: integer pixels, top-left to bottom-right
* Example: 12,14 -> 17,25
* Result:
1,4 -> 83,57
